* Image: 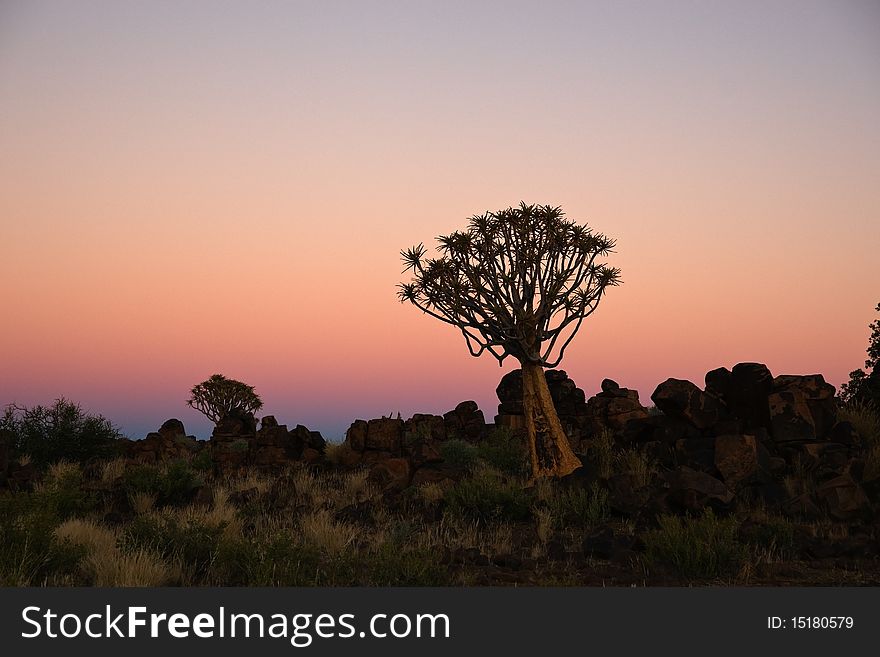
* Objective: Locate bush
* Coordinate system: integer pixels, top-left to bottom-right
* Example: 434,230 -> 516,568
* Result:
0,489 -> 89,585
740,516 -> 797,556
122,461 -> 201,507
475,427 -> 529,477
644,509 -> 747,580
839,399 -> 880,447
439,439 -> 478,469
445,465 -> 531,522
550,482 -> 610,526
0,399 -> 121,467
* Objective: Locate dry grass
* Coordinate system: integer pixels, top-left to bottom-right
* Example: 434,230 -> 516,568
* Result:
324,442 -> 354,466
615,448 -> 656,487
54,519 -> 175,586
130,491 -> 157,515
590,429 -> 615,479
839,400 -> 880,446
101,457 -> 127,485
55,518 -> 117,555
85,548 -> 176,587
417,482 -> 446,505
298,510 -> 359,555
534,507 -> 554,545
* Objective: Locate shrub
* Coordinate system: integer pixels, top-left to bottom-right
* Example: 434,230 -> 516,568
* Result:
0,399 -> 121,467
475,427 -> 529,477
439,439 -> 478,469
0,493 -> 87,585
839,399 -> 880,447
614,448 -> 656,487
550,482 -> 610,526
644,509 -> 747,580
589,428 -> 615,479
445,465 -> 531,522
122,461 -> 201,507
740,516 -> 797,556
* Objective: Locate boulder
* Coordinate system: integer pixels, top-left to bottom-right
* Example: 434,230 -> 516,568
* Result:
714,434 -> 760,486
768,389 -> 816,442
704,367 -> 732,400
157,418 -> 187,442
213,409 -> 257,438
725,363 -> 774,430
346,420 -> 368,452
772,374 -> 837,437
366,418 -> 404,453
663,466 -> 734,511
651,378 -> 726,430
402,414 -> 444,467
443,401 -> 486,441
584,378 -> 648,439
816,474 -> 870,520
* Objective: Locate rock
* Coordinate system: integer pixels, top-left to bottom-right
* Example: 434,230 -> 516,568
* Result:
768,389 -> 816,442
664,466 -> 734,511
782,493 -> 822,519
651,378 -> 727,430
214,409 -> 258,437
816,474 -> 870,520
410,464 -> 462,487
601,378 -> 622,396
366,418 -> 403,453
443,401 -> 486,441
674,437 -> 716,471
127,423 -> 198,464
714,434 -> 759,486
368,458 -> 412,493
346,420 -> 368,452
301,447 -> 321,464
158,418 -> 187,441
772,374 -> 837,437
585,393 -> 649,434
726,363 -> 774,430
261,415 -> 278,429
704,367 -> 732,400
402,414 -> 445,467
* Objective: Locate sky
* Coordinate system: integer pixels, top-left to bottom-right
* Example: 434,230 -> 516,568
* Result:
1,0 -> 878,441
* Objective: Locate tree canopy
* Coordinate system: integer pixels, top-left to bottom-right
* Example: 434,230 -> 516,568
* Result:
186,374 -> 263,424
398,203 -> 621,368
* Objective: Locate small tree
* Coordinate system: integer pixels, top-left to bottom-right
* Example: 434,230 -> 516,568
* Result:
186,374 -> 263,423
0,398 -> 121,467
398,203 -> 620,479
840,302 -> 880,407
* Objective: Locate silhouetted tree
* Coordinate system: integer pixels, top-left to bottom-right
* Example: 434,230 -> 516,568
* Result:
0,398 -> 121,467
187,374 -> 263,423
840,302 -> 880,408
399,203 -> 621,478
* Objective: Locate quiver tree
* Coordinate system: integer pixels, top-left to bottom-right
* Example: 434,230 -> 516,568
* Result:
398,203 -> 621,479
186,374 -> 263,424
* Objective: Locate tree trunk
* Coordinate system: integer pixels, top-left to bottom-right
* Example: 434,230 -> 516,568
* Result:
521,361 -> 582,479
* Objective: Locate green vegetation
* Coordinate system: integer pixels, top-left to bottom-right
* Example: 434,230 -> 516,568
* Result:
644,509 -> 747,580
1,399 -> 121,467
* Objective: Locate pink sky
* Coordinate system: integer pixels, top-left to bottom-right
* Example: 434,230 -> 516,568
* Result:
1,1 -> 878,439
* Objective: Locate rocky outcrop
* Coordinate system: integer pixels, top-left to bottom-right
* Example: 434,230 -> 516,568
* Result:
495,369 -> 644,449
126,419 -> 199,463
651,379 -> 726,430
584,379 -> 650,438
